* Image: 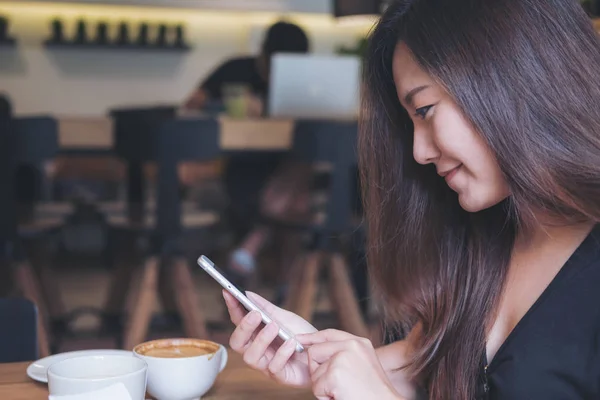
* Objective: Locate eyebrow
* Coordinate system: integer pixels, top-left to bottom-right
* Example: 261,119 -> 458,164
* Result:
403,85 -> 430,106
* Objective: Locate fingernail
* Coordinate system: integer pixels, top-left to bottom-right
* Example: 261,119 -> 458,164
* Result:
248,311 -> 261,324
245,291 -> 257,300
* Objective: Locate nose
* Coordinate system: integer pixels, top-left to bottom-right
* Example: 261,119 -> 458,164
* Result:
412,126 -> 440,165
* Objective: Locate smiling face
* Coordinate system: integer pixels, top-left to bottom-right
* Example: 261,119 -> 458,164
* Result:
392,42 -> 510,212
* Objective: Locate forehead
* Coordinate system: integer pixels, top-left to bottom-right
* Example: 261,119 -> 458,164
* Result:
392,42 -> 432,97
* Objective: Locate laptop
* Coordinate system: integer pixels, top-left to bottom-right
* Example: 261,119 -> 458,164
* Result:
268,53 -> 361,119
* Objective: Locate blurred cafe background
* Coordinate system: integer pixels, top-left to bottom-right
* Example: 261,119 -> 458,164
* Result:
0,0 -> 388,360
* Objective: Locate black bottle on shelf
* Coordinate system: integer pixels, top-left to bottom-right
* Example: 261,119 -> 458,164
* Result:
0,16 -> 8,42
74,19 -> 88,44
155,23 -> 168,47
137,22 -> 149,47
50,18 -> 65,44
95,21 -> 109,46
174,24 -> 186,48
116,22 -> 129,46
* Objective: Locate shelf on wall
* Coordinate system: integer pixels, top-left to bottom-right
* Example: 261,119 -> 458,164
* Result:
0,37 -> 16,46
44,41 -> 191,52
0,0 -> 331,15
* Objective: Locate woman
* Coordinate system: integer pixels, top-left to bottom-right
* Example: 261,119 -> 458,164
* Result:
223,0 -> 600,398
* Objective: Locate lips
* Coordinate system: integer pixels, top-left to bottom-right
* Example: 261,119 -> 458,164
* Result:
438,165 -> 462,183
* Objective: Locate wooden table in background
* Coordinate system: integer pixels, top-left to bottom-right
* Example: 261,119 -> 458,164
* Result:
57,115 -> 296,152
0,351 -> 314,400
53,115 -> 296,184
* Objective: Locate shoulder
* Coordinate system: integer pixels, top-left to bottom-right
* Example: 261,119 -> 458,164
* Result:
201,56 -> 257,90
572,224 -> 600,272
217,56 -> 257,71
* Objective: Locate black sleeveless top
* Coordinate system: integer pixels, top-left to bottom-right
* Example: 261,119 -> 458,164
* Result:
477,224 -> 600,399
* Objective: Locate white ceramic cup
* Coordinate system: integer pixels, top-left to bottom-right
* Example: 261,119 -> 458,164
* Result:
47,355 -> 148,399
133,338 -> 228,400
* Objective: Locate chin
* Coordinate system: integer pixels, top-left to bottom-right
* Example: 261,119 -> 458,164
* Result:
459,198 -> 485,213
458,193 -> 504,213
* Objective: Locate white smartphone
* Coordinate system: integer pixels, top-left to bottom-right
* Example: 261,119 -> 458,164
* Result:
197,255 -> 305,353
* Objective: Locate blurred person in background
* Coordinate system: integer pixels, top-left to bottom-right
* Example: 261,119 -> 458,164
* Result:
184,21 -> 312,288
184,20 -> 310,114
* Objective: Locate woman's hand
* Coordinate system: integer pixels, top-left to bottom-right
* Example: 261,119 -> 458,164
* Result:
297,330 -> 402,400
223,290 -> 317,387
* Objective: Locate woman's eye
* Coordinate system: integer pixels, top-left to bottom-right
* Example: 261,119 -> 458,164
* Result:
414,105 -> 433,120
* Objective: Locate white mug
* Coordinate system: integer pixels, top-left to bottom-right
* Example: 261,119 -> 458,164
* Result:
47,355 -> 148,400
133,338 -> 228,400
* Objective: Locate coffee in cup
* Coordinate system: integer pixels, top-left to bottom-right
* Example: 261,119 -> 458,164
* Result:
137,340 -> 218,359
133,338 -> 227,400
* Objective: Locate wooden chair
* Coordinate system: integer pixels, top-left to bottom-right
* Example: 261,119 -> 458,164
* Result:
100,106 -> 177,338
0,298 -> 39,363
100,111 -> 221,350
14,117 -> 72,342
269,120 -> 370,339
0,116 -> 69,357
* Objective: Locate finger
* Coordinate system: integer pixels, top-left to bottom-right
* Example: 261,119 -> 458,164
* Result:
267,338 -> 298,377
297,329 -> 359,346
243,322 -> 280,370
246,292 -> 318,336
308,351 -> 321,377
312,363 -> 334,400
223,290 -> 246,325
229,310 -> 262,352
310,361 -> 330,389
245,291 -> 280,316
222,289 -> 236,306
246,291 -> 304,328
306,341 -> 349,367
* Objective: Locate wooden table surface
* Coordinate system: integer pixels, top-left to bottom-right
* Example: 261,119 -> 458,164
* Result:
0,351 -> 314,400
57,115 -> 296,152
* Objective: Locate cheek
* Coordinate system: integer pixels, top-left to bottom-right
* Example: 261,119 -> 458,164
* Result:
433,106 -> 499,177
432,105 -> 510,211
468,137 -> 510,197
431,106 -> 476,161
458,148 -> 511,212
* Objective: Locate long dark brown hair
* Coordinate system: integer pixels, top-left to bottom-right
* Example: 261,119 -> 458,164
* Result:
360,0 -> 600,398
